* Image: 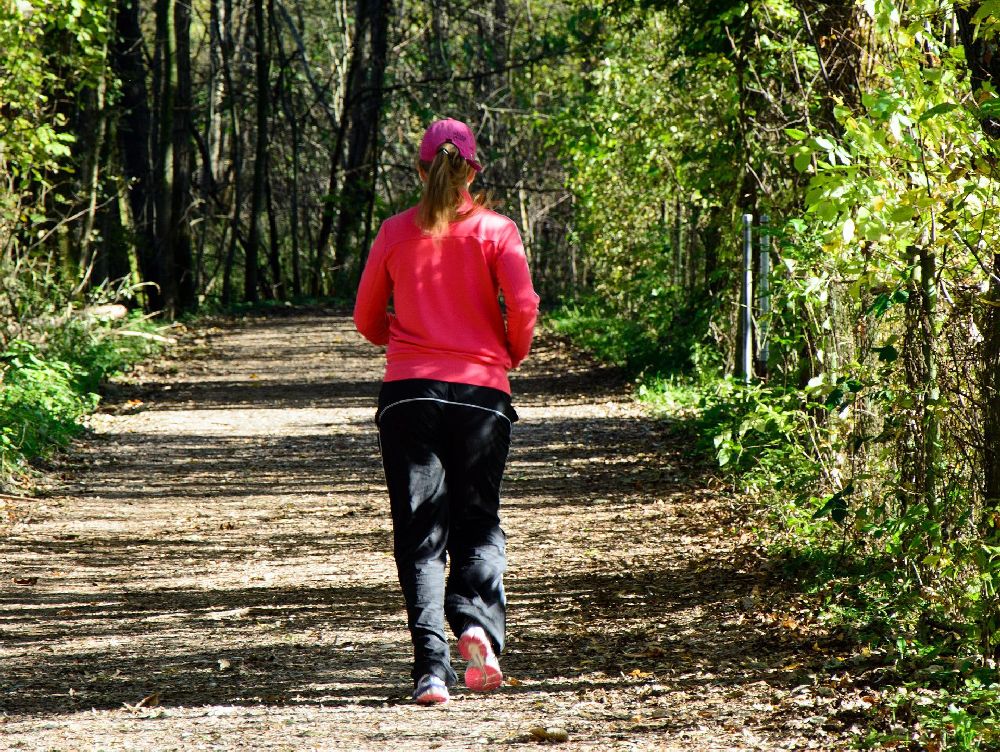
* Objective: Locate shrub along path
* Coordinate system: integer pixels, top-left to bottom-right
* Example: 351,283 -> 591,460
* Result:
1,312 -> 852,750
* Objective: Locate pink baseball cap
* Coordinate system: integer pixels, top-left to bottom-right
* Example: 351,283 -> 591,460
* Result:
419,118 -> 483,172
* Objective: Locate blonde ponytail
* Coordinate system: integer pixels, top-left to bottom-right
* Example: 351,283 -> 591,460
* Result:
416,142 -> 488,235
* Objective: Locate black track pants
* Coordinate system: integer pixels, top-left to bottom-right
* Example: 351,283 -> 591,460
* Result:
376,379 -> 516,687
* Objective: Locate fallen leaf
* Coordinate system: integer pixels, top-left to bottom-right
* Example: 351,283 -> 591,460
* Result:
529,726 -> 569,743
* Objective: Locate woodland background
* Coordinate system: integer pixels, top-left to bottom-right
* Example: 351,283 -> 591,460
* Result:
5,0 -> 1000,746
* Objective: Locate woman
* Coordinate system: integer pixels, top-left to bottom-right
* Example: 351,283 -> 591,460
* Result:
353,118 -> 539,705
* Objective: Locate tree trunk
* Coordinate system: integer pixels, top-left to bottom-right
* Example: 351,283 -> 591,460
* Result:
196,0 -> 223,294
474,0 -> 508,102
153,0 -> 178,315
273,12 -> 301,298
220,0 -> 243,306
112,0 -> 163,311
332,0 -> 390,293
732,2 -> 757,380
918,240 -> 940,515
795,1 -> 866,132
100,170 -> 134,285
245,0 -> 271,302
75,40 -> 110,291
672,196 -> 682,287
701,207 -> 723,294
957,7 -> 1000,139
429,1 -> 450,79
172,0 -> 196,311
313,2 -> 363,297
288,101 -> 302,299
265,163 -> 282,298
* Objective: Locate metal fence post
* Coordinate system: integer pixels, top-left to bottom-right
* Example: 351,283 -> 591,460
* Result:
758,213 -> 771,371
742,213 -> 753,383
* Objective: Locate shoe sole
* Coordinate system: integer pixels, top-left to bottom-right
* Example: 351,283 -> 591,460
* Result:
458,631 -> 502,692
414,688 -> 450,705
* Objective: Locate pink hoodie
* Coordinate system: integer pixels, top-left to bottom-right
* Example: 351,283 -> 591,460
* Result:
353,199 -> 540,394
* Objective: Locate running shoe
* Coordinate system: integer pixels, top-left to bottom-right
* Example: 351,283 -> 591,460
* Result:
458,626 -> 503,692
412,673 -> 450,705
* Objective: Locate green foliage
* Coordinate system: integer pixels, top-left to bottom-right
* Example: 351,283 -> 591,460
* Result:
865,663 -> 1000,750
549,287 -> 722,376
0,341 -> 97,478
0,0 -> 113,223
635,375 -> 704,417
539,3 -> 745,303
45,314 -> 162,393
544,0 -> 1000,746
0,309 -> 163,489
548,302 -> 662,372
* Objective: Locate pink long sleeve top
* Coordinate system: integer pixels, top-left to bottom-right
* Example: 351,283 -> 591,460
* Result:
353,198 -> 540,395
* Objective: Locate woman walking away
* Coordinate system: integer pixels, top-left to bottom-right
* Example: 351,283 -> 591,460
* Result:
353,118 -> 540,705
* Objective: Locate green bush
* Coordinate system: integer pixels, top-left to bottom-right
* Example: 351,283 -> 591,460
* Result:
548,291 -> 721,377
0,314 -> 164,488
45,315 -> 160,393
0,341 -> 97,477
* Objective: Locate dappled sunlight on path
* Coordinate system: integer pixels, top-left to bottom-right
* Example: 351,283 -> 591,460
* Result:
0,312 -> 844,750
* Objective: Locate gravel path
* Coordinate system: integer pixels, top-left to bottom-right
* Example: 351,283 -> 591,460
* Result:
0,312 -> 848,751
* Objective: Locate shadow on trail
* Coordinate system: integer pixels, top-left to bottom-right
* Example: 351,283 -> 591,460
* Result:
5,526 -> 394,569
509,559 -> 784,679
101,324 -> 628,413
62,430 -> 381,502
104,379 -> 383,411
0,550 -> 801,717
0,581 -> 407,715
59,410 -> 709,508
104,371 -> 627,412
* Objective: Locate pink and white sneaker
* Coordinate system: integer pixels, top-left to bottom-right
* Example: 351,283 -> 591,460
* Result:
458,626 -> 502,692
412,674 -> 450,705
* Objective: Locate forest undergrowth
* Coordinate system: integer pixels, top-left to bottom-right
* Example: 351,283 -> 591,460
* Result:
551,301 -> 1000,751
0,274 -> 168,491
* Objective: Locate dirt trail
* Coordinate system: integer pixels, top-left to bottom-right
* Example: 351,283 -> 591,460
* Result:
0,312 -> 845,751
